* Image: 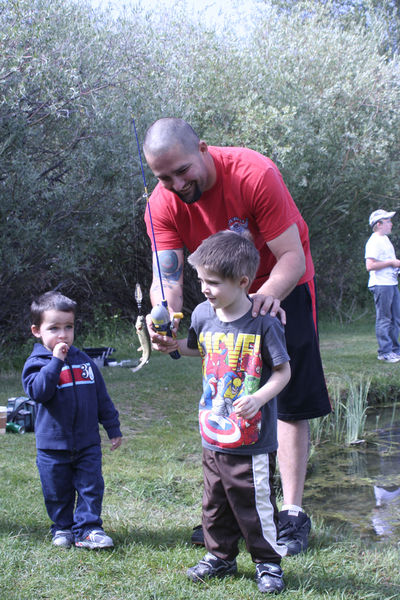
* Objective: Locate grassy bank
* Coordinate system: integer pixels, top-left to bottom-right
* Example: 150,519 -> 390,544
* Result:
0,320 -> 399,599
319,317 -> 400,403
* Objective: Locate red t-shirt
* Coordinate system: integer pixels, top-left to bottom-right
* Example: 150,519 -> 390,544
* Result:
144,146 -> 314,292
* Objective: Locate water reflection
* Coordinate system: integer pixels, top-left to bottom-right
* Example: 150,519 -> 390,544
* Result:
372,486 -> 400,536
304,404 -> 400,542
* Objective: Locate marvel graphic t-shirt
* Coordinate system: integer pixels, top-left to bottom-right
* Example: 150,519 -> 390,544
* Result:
187,301 -> 289,455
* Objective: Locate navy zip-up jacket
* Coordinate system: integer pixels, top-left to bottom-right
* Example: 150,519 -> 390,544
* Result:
22,343 -> 122,451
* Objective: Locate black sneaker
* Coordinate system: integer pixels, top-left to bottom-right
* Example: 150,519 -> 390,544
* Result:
255,563 -> 285,594
278,510 -> 311,556
186,552 -> 237,582
190,524 -> 205,546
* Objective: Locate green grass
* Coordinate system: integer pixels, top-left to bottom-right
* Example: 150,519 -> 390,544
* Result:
319,315 -> 400,402
1,320 -> 400,599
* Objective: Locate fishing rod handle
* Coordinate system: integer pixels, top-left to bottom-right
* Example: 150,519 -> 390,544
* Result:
150,304 -> 182,360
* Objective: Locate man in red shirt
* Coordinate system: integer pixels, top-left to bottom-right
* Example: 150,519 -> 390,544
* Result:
143,117 -> 331,555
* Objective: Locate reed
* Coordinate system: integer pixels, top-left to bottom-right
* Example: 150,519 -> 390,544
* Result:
345,376 -> 370,445
310,375 -> 370,446
389,401 -> 398,429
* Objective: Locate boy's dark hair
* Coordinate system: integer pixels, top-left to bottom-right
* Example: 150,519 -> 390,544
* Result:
30,291 -> 77,327
188,230 -> 260,284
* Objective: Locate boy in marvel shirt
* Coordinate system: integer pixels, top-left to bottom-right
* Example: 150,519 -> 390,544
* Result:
159,230 -> 291,594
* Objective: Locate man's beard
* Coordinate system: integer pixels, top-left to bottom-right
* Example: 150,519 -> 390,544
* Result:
175,182 -> 203,205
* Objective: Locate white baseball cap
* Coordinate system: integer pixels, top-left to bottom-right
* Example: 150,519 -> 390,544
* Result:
369,209 -> 396,227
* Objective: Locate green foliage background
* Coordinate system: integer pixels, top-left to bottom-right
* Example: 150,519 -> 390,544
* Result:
1,0 -> 400,355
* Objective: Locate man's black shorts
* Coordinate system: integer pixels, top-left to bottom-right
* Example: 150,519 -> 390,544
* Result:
278,278 -> 331,421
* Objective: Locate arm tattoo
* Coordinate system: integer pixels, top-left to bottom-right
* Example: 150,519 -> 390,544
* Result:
154,250 -> 183,283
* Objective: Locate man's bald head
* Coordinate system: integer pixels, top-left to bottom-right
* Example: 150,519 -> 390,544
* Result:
143,118 -> 217,202
143,118 -> 200,158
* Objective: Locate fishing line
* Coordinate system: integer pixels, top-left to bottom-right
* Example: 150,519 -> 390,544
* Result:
131,116 -> 181,360
132,117 -> 167,308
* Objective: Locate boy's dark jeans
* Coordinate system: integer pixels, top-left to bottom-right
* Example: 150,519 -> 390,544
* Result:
36,444 -> 104,539
370,284 -> 400,355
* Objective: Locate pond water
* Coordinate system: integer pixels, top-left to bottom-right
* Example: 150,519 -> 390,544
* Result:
304,404 -> 400,544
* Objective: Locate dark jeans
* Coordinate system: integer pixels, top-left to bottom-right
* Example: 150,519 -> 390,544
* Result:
36,444 -> 104,539
370,285 -> 400,355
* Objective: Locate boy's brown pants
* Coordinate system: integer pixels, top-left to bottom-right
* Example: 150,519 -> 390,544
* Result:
201,448 -> 287,564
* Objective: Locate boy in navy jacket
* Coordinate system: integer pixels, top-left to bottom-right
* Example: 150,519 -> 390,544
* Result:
22,291 -> 122,550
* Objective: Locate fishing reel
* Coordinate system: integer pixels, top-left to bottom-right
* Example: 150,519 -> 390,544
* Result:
150,303 -> 183,359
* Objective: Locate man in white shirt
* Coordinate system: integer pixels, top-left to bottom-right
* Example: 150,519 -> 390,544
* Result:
365,209 -> 400,362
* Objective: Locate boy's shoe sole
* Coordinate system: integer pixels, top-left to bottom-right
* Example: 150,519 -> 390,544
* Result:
255,562 -> 285,594
187,552 -> 237,582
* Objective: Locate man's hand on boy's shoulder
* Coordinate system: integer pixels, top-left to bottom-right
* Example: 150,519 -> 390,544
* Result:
53,342 -> 69,361
249,293 -> 286,324
110,437 -> 122,451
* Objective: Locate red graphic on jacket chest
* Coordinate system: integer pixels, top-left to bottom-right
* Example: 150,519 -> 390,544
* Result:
58,363 -> 95,387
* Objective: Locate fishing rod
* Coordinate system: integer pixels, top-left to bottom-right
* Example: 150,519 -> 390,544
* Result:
132,117 -> 181,360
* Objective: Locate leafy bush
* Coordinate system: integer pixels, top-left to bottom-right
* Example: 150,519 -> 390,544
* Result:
1,0 -> 399,356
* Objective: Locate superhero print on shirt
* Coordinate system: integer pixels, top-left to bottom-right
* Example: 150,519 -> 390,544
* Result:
201,374 -> 218,407
199,409 -> 261,448
203,339 -> 230,380
198,330 -> 263,448
237,350 -> 262,379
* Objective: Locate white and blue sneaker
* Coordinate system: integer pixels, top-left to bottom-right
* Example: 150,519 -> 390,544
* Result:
75,529 -> 114,549
377,353 -> 400,363
52,529 -> 73,549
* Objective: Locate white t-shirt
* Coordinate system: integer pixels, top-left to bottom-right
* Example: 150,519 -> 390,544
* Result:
365,232 -> 398,286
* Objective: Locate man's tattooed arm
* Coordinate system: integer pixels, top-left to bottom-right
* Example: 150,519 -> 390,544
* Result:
158,249 -> 183,284
150,248 -> 184,311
